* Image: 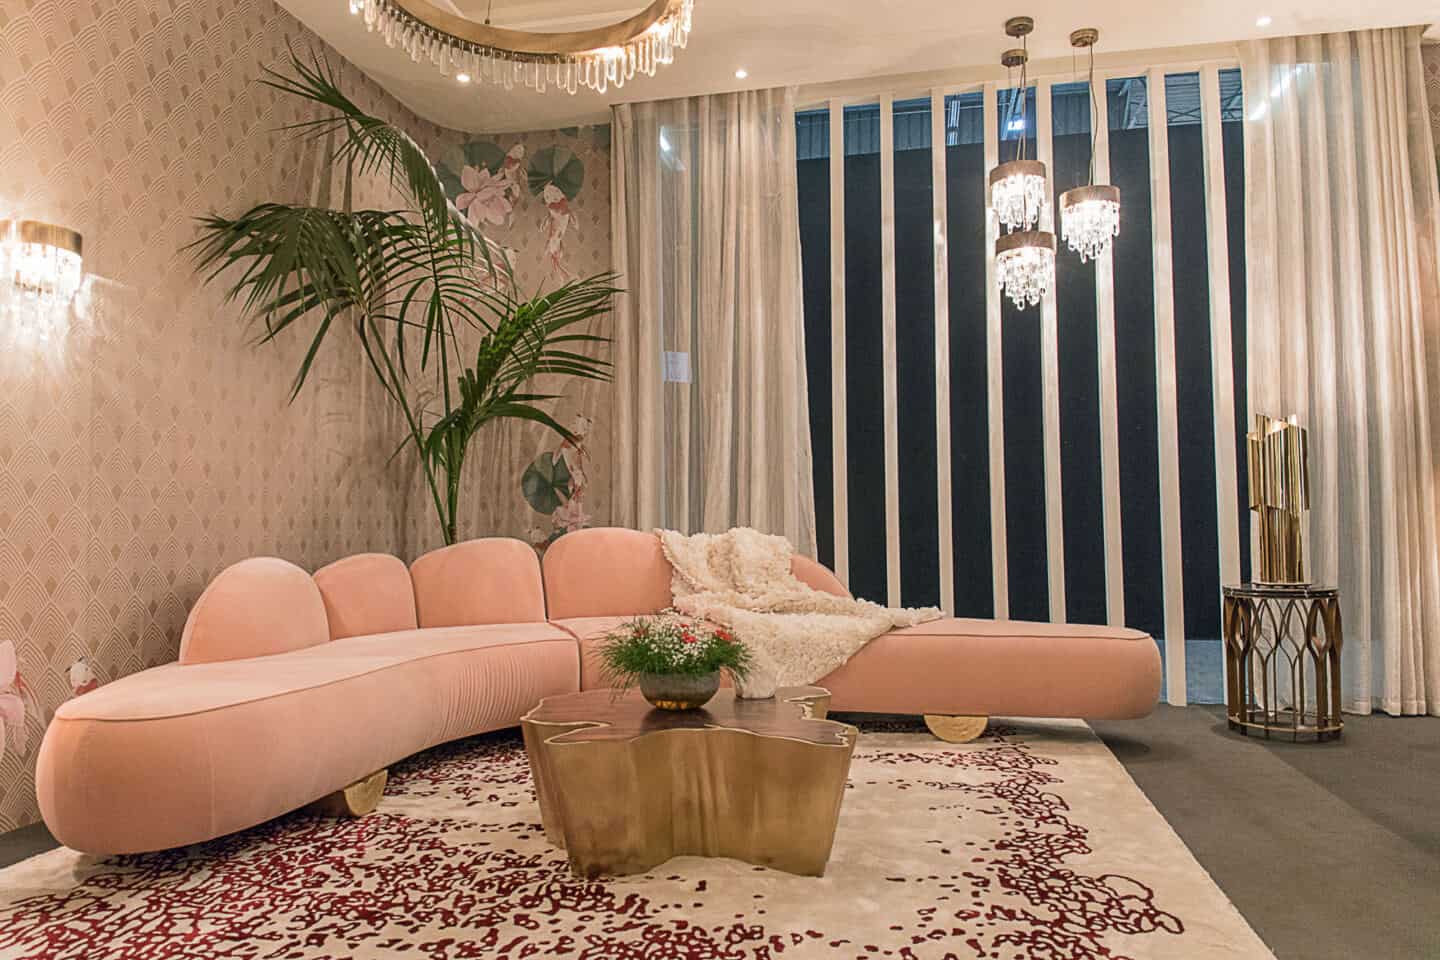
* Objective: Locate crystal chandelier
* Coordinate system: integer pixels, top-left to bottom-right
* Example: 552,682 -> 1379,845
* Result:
996,230 -> 1056,309
990,16 -> 1055,310
1059,28 -> 1121,262
345,0 -> 694,96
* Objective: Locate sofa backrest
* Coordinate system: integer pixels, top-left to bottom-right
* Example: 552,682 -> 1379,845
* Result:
313,553 -> 418,640
179,557 -> 330,664
410,537 -> 546,627
542,527 -> 674,619
542,527 -> 853,618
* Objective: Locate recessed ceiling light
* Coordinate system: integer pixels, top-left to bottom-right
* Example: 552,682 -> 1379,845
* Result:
456,72 -> 472,83
734,68 -> 748,79
1255,14 -> 1272,27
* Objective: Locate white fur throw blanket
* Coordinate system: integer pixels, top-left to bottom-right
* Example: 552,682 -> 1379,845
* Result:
657,527 -> 944,699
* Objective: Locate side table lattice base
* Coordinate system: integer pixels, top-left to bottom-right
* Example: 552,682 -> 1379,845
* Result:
1222,584 -> 1343,742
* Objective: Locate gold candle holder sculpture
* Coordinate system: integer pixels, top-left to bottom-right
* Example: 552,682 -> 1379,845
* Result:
1247,413 -> 1310,584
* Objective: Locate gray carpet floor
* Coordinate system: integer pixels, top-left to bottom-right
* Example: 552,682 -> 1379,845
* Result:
2,705 -> 1436,959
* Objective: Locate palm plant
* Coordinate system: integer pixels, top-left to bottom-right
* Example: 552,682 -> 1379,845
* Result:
417,277 -> 616,544
189,50 -> 614,543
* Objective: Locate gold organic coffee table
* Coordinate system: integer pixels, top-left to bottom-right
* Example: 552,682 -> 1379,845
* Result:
521,685 -> 856,878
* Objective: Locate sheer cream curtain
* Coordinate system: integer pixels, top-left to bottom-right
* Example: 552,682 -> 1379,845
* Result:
1242,26 -> 1440,716
609,88 -> 817,554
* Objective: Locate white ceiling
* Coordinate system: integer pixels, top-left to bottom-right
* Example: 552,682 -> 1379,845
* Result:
276,0 -> 1439,133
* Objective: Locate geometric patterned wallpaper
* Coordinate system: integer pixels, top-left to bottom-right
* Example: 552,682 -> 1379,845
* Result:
0,0 -> 611,833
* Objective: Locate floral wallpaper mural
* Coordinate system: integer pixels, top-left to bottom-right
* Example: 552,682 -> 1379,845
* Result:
436,130 -> 604,282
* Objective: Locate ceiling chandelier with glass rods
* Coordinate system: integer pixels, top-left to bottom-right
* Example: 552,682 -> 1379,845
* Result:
345,0 -> 694,95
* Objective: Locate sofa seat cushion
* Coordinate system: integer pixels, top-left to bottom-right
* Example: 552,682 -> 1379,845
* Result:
550,616 -> 643,690
56,623 -> 575,722
38,623 -> 579,854
818,617 -> 1161,720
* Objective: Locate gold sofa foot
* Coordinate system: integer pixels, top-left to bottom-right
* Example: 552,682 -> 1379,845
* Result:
923,715 -> 988,743
307,769 -> 388,817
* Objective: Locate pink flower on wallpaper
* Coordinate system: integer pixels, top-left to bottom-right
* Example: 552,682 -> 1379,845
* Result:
70,660 -> 100,696
555,496 -> 591,533
0,641 -> 29,761
457,165 -> 514,227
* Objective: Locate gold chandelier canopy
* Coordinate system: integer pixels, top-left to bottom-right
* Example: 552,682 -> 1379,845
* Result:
346,0 -> 695,95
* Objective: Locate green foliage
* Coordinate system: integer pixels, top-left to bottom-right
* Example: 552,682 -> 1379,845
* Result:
597,616 -> 753,688
521,451 -> 572,515
188,48 -> 616,544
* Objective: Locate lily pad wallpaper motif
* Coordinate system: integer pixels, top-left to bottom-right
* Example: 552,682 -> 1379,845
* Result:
521,412 -> 595,548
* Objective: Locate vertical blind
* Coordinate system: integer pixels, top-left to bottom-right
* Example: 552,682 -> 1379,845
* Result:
796,68 -> 1247,704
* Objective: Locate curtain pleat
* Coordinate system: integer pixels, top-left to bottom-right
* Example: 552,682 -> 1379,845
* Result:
1241,26 -> 1440,715
609,89 -> 817,555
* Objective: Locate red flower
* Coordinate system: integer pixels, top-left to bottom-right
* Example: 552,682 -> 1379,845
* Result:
714,629 -> 732,642
681,632 -> 697,644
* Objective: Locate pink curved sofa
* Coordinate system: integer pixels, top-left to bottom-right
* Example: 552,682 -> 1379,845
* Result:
37,528 -> 1159,854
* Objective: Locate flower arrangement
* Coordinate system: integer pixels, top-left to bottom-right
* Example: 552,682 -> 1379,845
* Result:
597,615 -> 751,710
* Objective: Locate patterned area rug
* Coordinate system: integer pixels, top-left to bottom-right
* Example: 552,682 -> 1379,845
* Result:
0,717 -> 1273,959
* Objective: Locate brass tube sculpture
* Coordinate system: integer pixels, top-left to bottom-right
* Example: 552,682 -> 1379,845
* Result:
1247,413 -> 1310,584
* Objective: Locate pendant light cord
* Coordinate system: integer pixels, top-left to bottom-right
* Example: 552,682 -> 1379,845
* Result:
1087,42 -> 1098,186
484,0 -> 494,25
1017,32 -> 1030,163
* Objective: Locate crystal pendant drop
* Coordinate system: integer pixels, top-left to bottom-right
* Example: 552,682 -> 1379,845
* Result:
1059,184 -> 1121,262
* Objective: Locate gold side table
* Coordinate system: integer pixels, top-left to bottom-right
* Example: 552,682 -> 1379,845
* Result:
1222,583 -> 1343,742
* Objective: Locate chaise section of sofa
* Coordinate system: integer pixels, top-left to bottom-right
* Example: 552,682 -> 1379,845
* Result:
541,528 -> 1161,720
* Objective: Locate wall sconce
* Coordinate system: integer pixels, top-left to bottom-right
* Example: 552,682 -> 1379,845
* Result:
1,220 -> 85,308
